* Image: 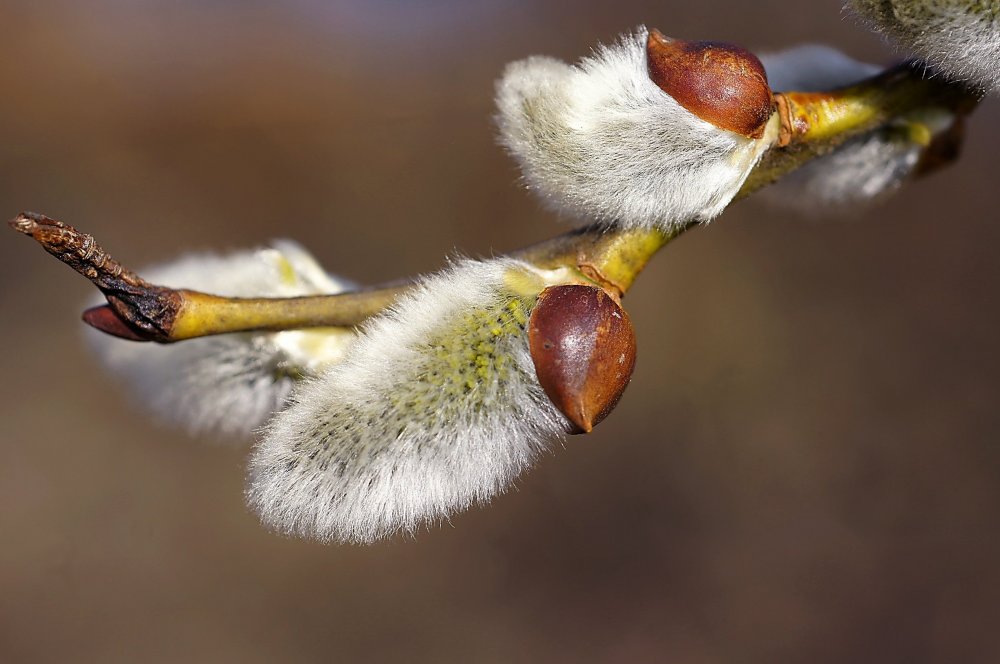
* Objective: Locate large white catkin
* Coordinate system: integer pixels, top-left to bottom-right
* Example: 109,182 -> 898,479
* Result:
848,0 -> 1000,91
87,241 -> 355,439
495,26 -> 775,231
761,45 -> 880,94
248,258 -> 570,544
759,45 -> 954,209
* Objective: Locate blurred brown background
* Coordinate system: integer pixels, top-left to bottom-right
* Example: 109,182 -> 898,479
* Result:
2,1 -> 998,662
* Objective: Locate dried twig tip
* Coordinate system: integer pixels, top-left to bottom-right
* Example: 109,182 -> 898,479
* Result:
9,211 -> 181,342
9,211 -> 147,290
9,211 -> 45,235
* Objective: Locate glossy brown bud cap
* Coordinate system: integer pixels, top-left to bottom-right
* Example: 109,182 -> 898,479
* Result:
646,28 -> 773,139
528,285 -> 637,434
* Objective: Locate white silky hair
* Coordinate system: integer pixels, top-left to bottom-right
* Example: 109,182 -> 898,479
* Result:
760,131 -> 924,210
248,258 -> 571,544
760,44 -> 880,93
849,0 -> 1000,90
87,241 -> 355,439
495,26 -> 776,231
759,45 -> 951,209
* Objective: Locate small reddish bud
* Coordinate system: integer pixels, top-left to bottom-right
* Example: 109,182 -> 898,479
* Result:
528,285 -> 637,434
646,28 -> 773,139
82,305 -> 150,342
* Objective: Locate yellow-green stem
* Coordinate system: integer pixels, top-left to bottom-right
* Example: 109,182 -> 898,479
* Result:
169,287 -> 411,340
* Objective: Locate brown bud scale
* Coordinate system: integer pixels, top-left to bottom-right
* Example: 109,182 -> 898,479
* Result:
528,285 -> 636,434
646,28 -> 773,139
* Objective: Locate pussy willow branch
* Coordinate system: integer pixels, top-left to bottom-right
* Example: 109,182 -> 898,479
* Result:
740,59 -> 981,194
9,61 -> 980,343
9,212 -> 409,342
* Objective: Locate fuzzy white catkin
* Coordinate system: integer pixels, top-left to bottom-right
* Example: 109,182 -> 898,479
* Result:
87,241 -> 355,439
759,45 -> 953,209
760,130 -> 925,209
848,0 -> 1000,90
760,44 -> 880,93
248,258 -> 571,544
495,26 -> 776,231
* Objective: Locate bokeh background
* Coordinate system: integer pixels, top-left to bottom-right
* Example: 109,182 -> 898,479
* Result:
2,1 -> 999,662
